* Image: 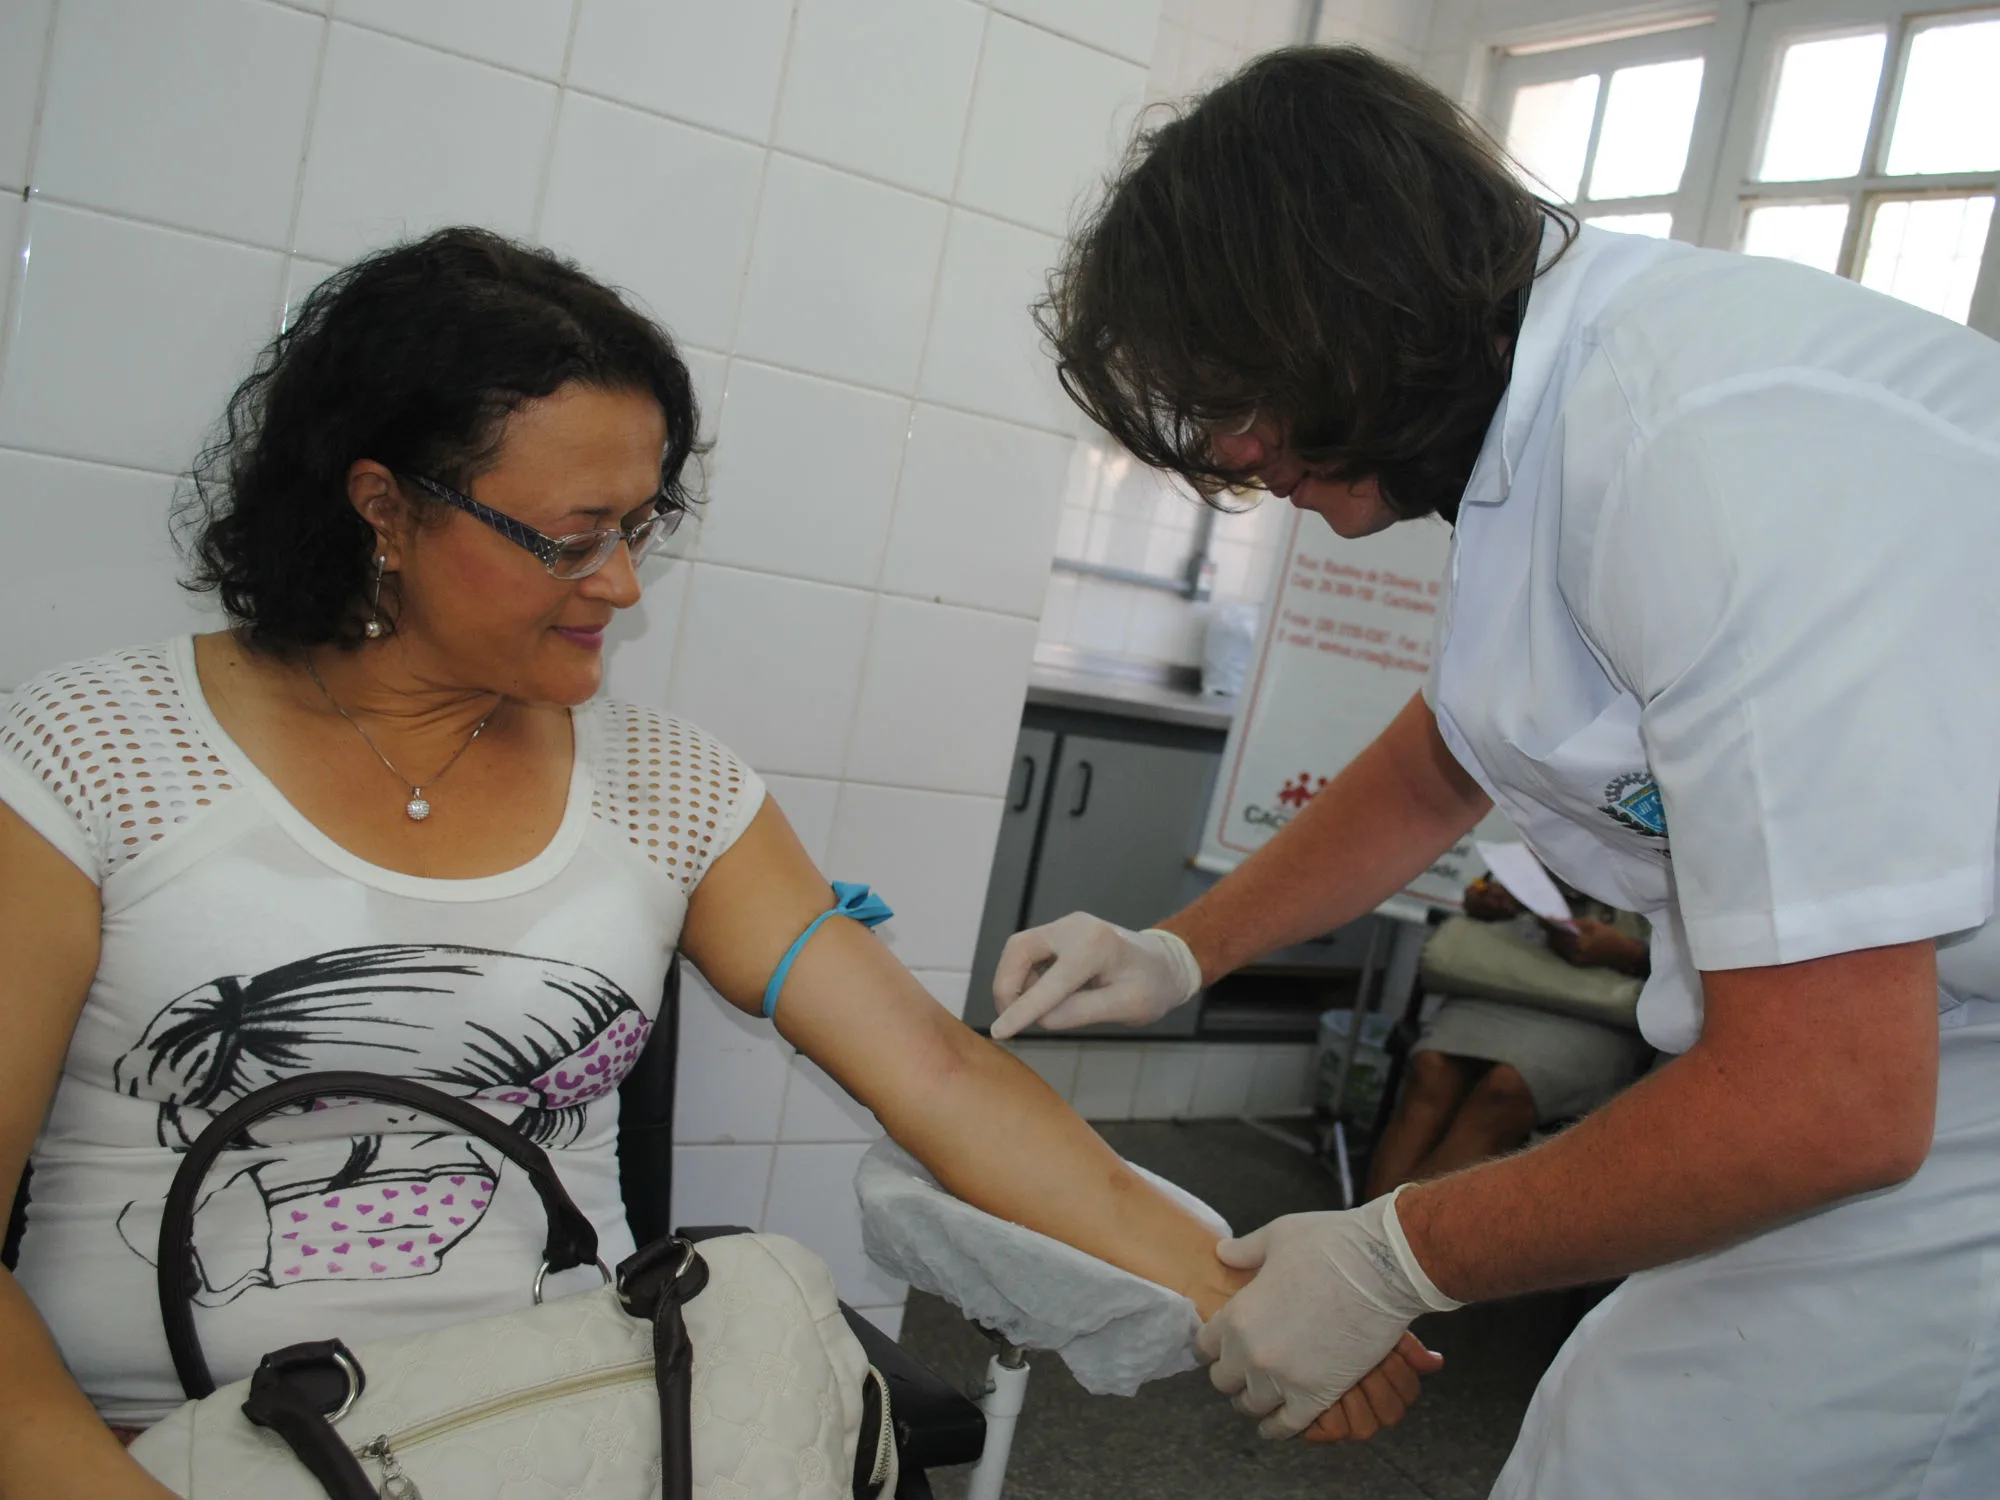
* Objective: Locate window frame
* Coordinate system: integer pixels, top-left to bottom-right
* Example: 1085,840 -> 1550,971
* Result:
1466,0 -> 2000,337
1490,20 -> 1728,240
1698,0 -> 2000,334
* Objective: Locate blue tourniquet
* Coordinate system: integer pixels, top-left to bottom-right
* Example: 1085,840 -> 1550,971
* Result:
761,881 -> 894,1019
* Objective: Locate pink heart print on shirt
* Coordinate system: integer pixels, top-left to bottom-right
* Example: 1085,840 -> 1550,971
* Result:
472,1009 -> 652,1112
265,1164 -> 499,1286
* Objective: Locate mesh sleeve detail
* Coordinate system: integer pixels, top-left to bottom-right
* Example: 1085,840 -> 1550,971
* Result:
585,700 -> 765,896
0,646 -> 241,883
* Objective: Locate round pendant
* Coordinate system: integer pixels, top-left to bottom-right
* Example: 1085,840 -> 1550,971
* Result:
405,796 -> 431,821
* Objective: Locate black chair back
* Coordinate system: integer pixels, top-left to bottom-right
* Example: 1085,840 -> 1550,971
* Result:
617,956 -> 682,1247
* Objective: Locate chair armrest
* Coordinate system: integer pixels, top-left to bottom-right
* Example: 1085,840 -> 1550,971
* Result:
840,1305 -> 987,1472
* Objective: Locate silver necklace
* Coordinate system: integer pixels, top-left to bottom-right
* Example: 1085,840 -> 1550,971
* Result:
304,659 -> 500,822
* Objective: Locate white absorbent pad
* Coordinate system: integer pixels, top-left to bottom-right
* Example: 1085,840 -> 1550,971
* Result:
854,1139 -> 1230,1397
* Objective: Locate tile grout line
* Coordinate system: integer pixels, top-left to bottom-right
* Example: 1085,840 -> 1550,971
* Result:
672,0 -> 804,735
279,8 -> 334,319
0,0 -> 62,389
526,0 -> 588,239
744,0 -> 802,1248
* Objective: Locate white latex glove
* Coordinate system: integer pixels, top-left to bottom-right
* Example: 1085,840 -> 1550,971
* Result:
1197,1185 -> 1462,1439
988,913 -> 1202,1040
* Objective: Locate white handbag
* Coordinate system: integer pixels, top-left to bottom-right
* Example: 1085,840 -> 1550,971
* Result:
127,1073 -> 897,1500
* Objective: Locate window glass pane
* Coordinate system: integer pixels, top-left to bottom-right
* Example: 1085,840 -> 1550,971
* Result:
1587,212 -> 1675,238
1506,74 -> 1600,202
1858,195 -> 1994,323
1757,32 -> 1886,181
1885,18 -> 2000,176
1587,58 -> 1705,200
1740,202 -> 1850,272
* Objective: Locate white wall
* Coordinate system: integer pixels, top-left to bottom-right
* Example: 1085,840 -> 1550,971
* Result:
0,0 -> 1175,1339
1312,0 -> 1437,61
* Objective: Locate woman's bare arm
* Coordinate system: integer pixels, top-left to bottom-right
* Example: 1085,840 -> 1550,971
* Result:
680,800 -> 1248,1317
0,804 -> 176,1500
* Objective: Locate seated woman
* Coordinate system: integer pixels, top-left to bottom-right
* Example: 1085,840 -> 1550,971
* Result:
1365,876 -> 1651,1198
0,229 -> 1428,1496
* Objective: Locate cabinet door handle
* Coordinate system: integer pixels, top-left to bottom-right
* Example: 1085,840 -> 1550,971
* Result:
1069,759 -> 1095,818
1011,754 -> 1038,813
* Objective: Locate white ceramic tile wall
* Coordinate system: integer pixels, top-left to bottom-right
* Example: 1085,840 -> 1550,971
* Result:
995,0 -> 1165,66
1035,0 -> 1314,670
539,93 -> 765,350
36,0 -> 322,248
958,16 -> 1149,236
1313,0 -> 1439,64
774,0 -> 985,198
0,0 -> 55,193
0,0 -> 1290,1334
1009,1040 -> 1318,1119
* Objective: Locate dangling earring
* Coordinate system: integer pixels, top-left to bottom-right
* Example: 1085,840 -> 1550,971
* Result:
364,554 -> 387,639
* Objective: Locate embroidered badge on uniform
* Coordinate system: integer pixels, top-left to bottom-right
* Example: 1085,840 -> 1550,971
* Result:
1601,772 -> 1668,839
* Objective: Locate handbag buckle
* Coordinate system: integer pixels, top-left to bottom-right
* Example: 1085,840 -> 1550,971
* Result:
531,1256 -> 614,1306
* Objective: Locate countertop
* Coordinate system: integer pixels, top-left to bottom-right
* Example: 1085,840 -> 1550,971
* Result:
1025,661 -> 1238,733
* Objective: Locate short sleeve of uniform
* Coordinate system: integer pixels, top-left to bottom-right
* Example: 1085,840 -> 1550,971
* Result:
0,687 -> 104,883
1578,379 -> 2000,971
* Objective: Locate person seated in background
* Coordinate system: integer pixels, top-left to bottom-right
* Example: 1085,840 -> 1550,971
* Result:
1364,875 -> 1651,1198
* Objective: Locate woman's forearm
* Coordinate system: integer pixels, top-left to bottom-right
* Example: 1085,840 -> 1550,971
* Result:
782,921 -> 1248,1316
1162,693 -> 1490,982
0,1271 -> 175,1500
1397,942 -> 1940,1303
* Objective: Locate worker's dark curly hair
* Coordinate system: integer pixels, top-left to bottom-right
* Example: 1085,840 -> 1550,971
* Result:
1039,46 -> 1574,524
177,227 -> 702,652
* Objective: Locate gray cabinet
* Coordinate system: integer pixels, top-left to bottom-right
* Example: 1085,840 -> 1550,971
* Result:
964,727 -> 1056,1029
1027,736 -> 1218,931
962,718 -> 1219,1038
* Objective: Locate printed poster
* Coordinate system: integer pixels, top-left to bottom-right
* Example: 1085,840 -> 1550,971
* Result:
1196,509 -> 1508,918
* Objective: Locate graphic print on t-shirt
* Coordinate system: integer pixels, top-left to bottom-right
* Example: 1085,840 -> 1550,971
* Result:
107,944 -> 650,1304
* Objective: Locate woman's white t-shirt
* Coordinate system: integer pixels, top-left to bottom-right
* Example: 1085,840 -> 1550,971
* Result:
0,637 -> 764,1424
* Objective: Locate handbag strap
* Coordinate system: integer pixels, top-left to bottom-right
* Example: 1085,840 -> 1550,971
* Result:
158,1070 -> 604,1398
616,1235 -> 712,1500
240,1342 -> 378,1500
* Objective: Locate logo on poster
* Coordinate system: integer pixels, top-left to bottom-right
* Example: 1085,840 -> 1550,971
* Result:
1244,771 -> 1328,830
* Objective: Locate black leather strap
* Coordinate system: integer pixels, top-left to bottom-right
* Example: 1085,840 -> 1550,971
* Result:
617,1236 -> 710,1500
158,1071 -> 602,1398
240,1342 -> 377,1500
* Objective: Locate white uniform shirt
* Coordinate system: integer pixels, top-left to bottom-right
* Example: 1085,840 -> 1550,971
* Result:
1428,226 -> 2000,1052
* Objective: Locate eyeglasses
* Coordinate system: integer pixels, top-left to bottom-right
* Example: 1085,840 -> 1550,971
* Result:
405,472 -> 683,580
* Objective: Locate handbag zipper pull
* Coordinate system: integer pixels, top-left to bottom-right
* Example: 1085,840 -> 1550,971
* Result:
360,1435 -> 423,1500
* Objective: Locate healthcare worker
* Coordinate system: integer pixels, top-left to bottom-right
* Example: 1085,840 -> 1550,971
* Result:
997,44 -> 2000,1498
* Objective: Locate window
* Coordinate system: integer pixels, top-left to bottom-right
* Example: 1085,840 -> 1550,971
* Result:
1492,23 -> 1716,239
1713,2 -> 2000,326
1478,2 -> 2000,334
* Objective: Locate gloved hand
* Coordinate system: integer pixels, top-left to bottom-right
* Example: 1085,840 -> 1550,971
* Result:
988,913 -> 1202,1040
1197,1186 -> 1463,1439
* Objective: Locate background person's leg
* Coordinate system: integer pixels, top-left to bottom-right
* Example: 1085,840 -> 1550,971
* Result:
1365,1049 -> 1475,1198
1412,1062 -> 1537,1181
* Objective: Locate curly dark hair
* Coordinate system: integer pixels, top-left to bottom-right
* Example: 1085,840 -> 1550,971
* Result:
1038,46 -> 1575,524
178,227 -> 702,652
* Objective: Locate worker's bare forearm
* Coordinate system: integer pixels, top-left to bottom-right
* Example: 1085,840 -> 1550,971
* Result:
0,1273 -> 174,1500
1397,942 -> 1940,1303
1160,694 -> 1490,983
